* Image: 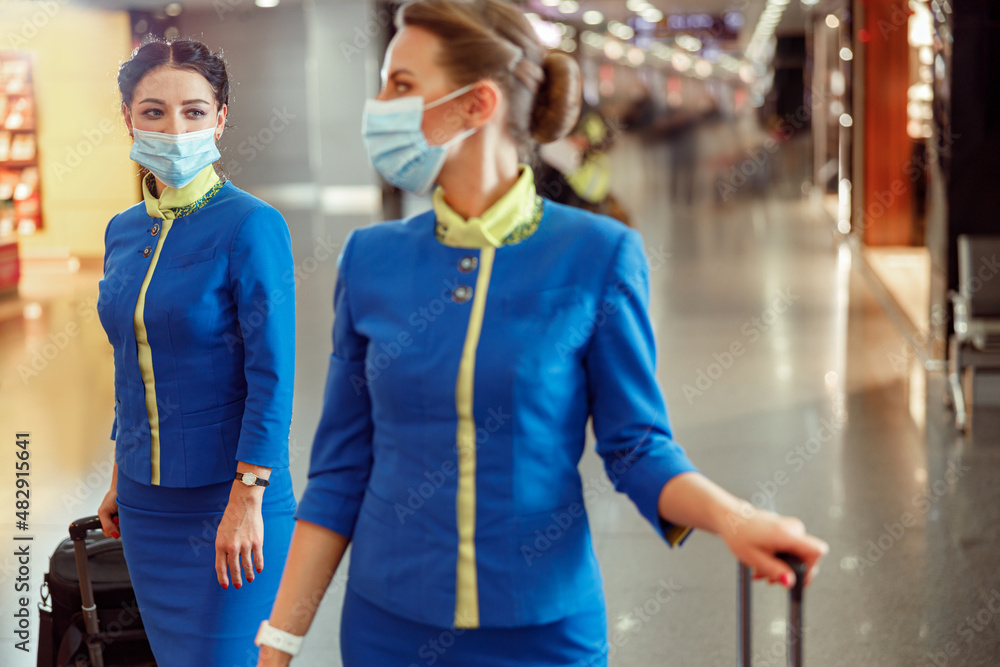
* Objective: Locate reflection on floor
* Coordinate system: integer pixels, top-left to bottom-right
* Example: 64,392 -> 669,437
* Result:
1,127 -> 998,667
865,246 -> 933,334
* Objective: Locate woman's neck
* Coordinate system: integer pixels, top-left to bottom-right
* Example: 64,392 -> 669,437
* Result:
437,132 -> 520,219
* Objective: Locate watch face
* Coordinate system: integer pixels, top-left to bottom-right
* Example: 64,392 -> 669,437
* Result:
242,472 -> 257,486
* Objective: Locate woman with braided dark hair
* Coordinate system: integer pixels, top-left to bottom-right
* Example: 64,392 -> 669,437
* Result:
95,38 -> 296,665
257,2 -> 826,665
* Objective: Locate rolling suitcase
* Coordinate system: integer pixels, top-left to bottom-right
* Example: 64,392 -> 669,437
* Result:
37,515 -> 156,667
738,553 -> 808,667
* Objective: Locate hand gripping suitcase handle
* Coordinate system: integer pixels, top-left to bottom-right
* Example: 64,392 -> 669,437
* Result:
738,552 -> 807,667
69,514 -> 114,541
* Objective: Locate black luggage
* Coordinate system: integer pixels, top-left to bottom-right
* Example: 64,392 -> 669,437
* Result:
738,553 -> 808,667
37,515 -> 156,666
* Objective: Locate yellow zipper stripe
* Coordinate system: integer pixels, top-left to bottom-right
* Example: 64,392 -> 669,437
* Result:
133,218 -> 174,486
453,245 -> 496,629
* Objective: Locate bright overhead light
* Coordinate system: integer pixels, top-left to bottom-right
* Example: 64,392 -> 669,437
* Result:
671,52 -> 692,71
608,21 -> 635,40
826,14 -> 840,28
165,2 -> 182,16
582,10 -> 604,25
642,8 -> 664,23
626,0 -> 650,11
801,0 -> 820,5
255,0 -> 279,6
558,0 -> 579,14
627,47 -> 646,66
839,113 -> 854,127
604,40 -> 624,59
541,0 -> 560,5
676,35 -> 702,52
560,38 -> 577,53
840,47 -> 853,60
694,60 -> 713,77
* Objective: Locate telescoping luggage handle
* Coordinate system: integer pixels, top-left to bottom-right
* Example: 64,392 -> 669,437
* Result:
738,552 -> 807,667
68,514 -> 115,667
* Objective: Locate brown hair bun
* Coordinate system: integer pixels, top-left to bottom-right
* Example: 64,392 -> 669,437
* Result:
531,51 -> 582,144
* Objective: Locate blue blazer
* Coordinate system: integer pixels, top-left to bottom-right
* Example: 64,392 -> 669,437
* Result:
98,182 -> 295,487
296,200 -> 698,628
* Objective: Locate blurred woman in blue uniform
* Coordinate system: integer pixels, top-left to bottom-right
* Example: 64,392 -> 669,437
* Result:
94,39 -> 296,666
256,1 -> 827,665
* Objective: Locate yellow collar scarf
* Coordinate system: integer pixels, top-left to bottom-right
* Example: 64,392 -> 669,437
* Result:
432,165 -> 540,248
142,165 -> 221,220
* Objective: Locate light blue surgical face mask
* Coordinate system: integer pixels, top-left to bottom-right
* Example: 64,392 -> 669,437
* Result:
129,124 -> 222,190
361,83 -> 479,196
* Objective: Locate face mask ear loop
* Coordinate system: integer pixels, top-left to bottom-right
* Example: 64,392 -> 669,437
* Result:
423,81 -> 479,111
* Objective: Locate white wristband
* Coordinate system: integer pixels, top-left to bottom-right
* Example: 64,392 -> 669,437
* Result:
255,620 -> 304,657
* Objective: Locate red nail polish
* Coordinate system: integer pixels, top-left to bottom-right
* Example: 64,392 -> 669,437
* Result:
112,532 -> 119,539
782,573 -> 792,587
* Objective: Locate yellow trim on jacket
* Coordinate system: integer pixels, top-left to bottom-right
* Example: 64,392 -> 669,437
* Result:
134,165 -> 221,485
432,165 -> 540,628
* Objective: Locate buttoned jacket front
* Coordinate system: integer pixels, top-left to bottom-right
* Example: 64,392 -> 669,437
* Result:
98,182 -> 295,487
296,199 -> 698,628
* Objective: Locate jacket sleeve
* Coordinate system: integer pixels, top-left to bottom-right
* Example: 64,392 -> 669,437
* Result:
104,214 -> 118,443
294,230 -> 373,538
228,205 -> 296,468
585,227 -> 700,546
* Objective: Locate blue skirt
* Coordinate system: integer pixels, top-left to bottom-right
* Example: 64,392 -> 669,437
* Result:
341,586 -> 608,667
116,467 -> 296,667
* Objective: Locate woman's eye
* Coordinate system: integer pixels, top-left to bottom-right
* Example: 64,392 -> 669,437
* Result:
142,109 -> 162,118
187,109 -> 206,118
395,81 -> 411,93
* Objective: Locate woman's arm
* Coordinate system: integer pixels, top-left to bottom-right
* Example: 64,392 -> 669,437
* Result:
216,206 -> 295,588
257,520 -> 350,666
657,472 -> 828,587
216,461 -> 272,588
97,462 -> 120,539
584,229 -> 827,582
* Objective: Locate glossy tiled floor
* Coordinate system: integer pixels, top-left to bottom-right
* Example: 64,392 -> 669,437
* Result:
2,127 -> 998,667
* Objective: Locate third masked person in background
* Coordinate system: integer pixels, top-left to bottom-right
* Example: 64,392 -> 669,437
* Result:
256,1 -> 828,665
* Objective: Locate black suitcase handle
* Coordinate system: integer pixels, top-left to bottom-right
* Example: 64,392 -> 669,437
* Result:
69,514 -> 115,542
67,514 -> 118,667
738,552 -> 807,667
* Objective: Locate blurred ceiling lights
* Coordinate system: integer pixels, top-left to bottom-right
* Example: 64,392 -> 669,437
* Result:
558,0 -> 579,15
746,0 -> 789,64
532,0 -> 787,85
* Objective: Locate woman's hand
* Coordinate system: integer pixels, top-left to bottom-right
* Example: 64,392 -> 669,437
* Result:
97,464 -> 120,539
720,502 -> 828,588
657,472 -> 828,588
216,464 -> 270,589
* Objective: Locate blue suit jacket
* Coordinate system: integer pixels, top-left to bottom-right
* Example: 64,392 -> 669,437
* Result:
295,200 -> 698,628
98,182 -> 295,487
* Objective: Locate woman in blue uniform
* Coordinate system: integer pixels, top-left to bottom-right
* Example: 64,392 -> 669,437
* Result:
256,1 -> 827,665
94,39 -> 296,666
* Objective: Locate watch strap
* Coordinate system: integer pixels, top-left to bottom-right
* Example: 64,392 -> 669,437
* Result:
234,472 -> 270,487
255,620 -> 303,656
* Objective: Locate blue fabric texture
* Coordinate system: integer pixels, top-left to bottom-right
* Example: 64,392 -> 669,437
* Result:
296,200 -> 700,628
116,467 -> 295,666
340,585 -> 607,667
98,182 -> 296,487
